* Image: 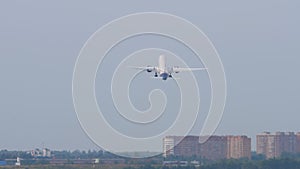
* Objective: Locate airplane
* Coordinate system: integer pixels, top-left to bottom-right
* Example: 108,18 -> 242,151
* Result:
131,55 -> 207,80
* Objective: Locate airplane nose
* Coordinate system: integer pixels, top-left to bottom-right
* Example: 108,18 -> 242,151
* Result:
161,73 -> 168,80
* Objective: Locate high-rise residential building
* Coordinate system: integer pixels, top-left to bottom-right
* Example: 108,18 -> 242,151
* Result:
163,136 -> 201,158
174,136 -> 200,157
227,136 -> 251,159
281,132 -> 297,153
256,132 -> 297,159
200,136 -> 228,161
163,136 -> 183,157
163,135 -> 251,160
296,132 -> 300,153
256,132 -> 270,157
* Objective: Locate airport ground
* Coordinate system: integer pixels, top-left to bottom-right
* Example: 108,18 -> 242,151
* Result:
1,158 -> 300,169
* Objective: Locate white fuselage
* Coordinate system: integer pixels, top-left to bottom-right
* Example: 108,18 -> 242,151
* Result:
157,55 -> 169,80
158,55 -> 167,74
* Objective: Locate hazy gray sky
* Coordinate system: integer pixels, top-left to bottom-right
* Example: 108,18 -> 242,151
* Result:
0,1 -> 299,151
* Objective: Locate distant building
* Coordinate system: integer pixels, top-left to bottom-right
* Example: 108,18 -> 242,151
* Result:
15,157 -> 21,166
31,148 -> 51,158
174,136 -> 200,157
163,135 -> 251,161
42,148 -> 51,157
200,136 -> 227,161
281,132 -> 297,153
296,132 -> 300,152
227,136 -> 251,159
163,136 -> 183,157
256,132 -> 297,159
31,149 -> 41,157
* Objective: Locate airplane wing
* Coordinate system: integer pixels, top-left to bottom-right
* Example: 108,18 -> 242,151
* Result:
172,67 -> 207,73
129,66 -> 150,70
129,66 -> 157,72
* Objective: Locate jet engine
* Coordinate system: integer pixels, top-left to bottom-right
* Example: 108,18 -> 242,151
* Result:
173,66 -> 179,73
146,65 -> 152,72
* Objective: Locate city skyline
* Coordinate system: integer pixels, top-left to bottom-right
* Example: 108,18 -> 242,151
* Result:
1,131 -> 300,159
163,135 -> 251,160
163,132 -> 300,160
